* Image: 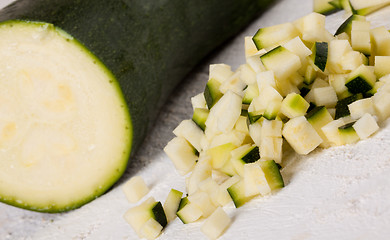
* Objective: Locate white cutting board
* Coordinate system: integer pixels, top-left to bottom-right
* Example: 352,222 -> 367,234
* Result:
1,0 -> 390,239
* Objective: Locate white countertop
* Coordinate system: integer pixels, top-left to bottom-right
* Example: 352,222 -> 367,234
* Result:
1,0 -> 390,239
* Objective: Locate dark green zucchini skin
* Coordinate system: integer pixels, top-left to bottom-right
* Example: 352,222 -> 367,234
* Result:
0,0 -> 273,157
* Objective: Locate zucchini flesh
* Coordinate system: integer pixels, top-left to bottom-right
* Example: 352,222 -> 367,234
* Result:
0,0 -> 275,212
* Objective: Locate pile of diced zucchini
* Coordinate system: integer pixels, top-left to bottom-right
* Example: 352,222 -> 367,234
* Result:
124,10 -> 390,240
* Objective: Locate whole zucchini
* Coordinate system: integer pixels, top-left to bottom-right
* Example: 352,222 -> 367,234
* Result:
0,0 -> 273,212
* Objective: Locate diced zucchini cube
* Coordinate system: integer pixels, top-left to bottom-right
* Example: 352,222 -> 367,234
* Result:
192,108 -> 209,131
335,14 -> 366,36
257,70 -> 277,91
260,136 -> 283,163
204,78 -> 223,109
249,119 -> 262,146
374,56 -> 390,79
282,116 -> 322,154
341,51 -> 364,71
239,63 -> 257,84
219,71 -> 246,96
242,83 -> 259,105
261,119 -> 283,137
208,143 -> 236,169
281,93 -> 310,118
321,118 -> 349,146
205,90 -> 242,133
201,207 -> 231,240
122,176 -> 150,203
327,40 -> 353,74
329,74 -> 349,96
235,115 -> 249,134
209,64 -> 233,84
304,65 -> 317,85
176,202 -> 203,224
252,22 -> 300,50
311,42 -> 328,72
246,52 -> 267,73
345,64 -> 376,94
351,30 -> 371,55
209,130 -> 246,149
173,119 -> 204,152
163,189 -> 183,223
373,85 -> 390,121
352,113 -> 379,139
191,93 -> 207,110
306,106 -> 334,148
260,46 -> 301,81
198,178 -> 220,206
338,122 -> 360,144
164,137 -> 198,175
188,191 -> 217,218
243,162 -> 271,197
245,36 -> 259,58
216,175 -> 240,206
227,178 -> 253,208
282,36 -> 312,61
348,98 -> 375,120
187,159 -> 212,195
139,218 -> 163,240
335,93 -> 363,119
370,26 -> 390,56
151,202 -> 168,228
259,160 -> 285,191
230,144 -> 260,176
311,86 -> 338,108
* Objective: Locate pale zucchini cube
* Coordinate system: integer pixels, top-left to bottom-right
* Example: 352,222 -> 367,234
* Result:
242,83 -> 259,105
257,70 -> 277,92
243,162 -> 271,197
246,52 -> 267,73
282,116 -> 323,154
191,93 -> 207,110
259,160 -> 284,190
263,99 -> 282,120
139,218 -> 163,240
205,90 -> 242,133
321,118 -> 349,146
201,207 -> 231,240
164,137 -> 198,175
227,178 -> 253,208
219,71 -> 246,96
370,26 -> 390,56
261,119 -> 283,137
209,130 -> 246,149
280,93 -> 310,118
311,86 -> 338,108
260,46 -> 301,81
351,30 -> 371,55
209,64 -> 233,84
207,143 -> 236,169
176,202 -> 203,224
282,36 -> 312,61
374,56 -> 390,78
188,191 -> 217,218
327,40 -> 353,73
329,74 -> 349,96
260,136 -> 283,163
124,197 -> 156,234
216,175 -> 240,206
163,189 -> 183,223
341,51 -> 364,71
187,159 -> 212,195
122,176 -> 150,203
348,98 -> 375,120
234,115 -> 249,134
245,36 -> 259,58
173,119 -> 204,152
304,64 -> 317,85
238,63 -> 257,85
373,82 -> 390,121
249,120 -> 262,147
306,106 -> 334,148
199,178 -> 220,206
297,12 -> 328,42
252,22 -> 300,50
352,113 -> 379,139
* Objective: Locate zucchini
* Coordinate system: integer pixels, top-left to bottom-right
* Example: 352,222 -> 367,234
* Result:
0,0 -> 274,212
311,42 -> 328,72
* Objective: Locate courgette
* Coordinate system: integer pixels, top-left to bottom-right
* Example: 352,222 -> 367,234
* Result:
0,0 -> 274,212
